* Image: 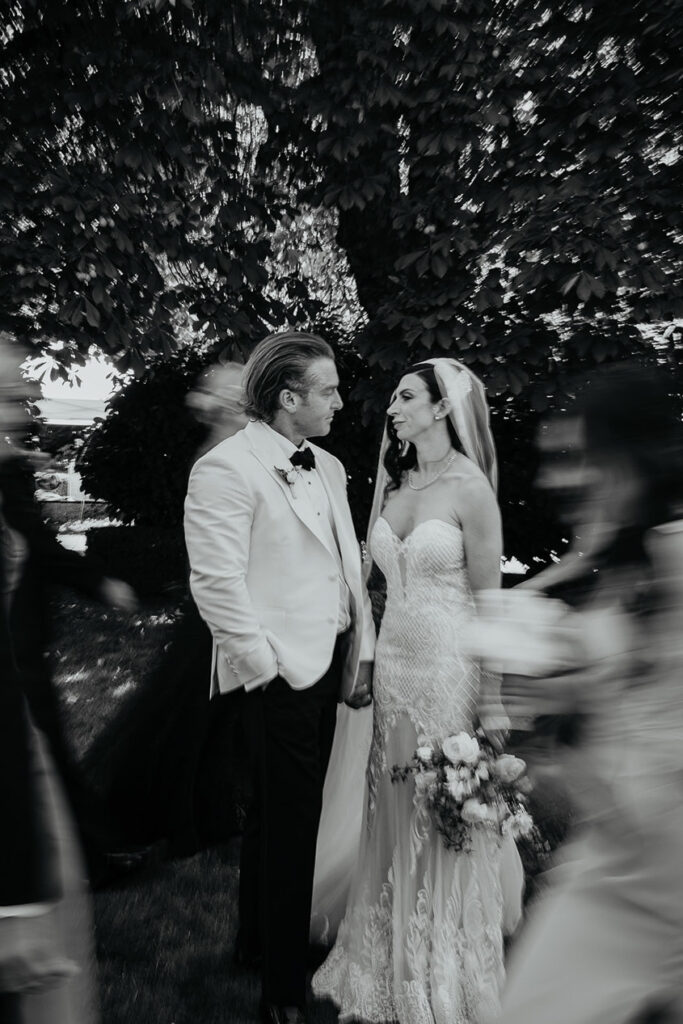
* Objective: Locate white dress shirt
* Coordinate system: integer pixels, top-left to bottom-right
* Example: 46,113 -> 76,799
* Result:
263,424 -> 352,636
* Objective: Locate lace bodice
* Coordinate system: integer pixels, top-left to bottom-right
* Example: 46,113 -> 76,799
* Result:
370,516 -> 479,742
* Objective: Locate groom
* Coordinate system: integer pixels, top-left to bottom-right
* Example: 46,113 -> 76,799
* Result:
184,331 -> 375,1024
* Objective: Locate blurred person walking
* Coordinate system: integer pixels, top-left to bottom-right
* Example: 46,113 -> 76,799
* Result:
477,363 -> 683,1024
1,335 -> 98,1023
0,333 -> 139,887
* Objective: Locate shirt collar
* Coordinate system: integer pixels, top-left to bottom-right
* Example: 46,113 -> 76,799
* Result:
260,421 -> 305,461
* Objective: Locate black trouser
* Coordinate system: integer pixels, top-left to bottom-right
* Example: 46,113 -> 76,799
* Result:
238,639 -> 343,1008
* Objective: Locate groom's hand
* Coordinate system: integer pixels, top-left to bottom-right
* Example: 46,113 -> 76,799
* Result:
345,661 -> 373,709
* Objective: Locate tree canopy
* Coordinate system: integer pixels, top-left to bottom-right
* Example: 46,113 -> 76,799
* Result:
260,0 -> 682,397
0,1 -> 296,372
4,0 -> 683,562
256,0 -> 683,561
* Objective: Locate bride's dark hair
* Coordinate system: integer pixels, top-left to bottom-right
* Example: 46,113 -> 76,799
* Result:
383,362 -> 464,493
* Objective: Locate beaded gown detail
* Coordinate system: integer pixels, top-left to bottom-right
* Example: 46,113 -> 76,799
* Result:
313,516 -> 516,1024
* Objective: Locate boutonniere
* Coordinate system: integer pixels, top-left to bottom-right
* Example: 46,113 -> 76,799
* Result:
275,465 -> 298,488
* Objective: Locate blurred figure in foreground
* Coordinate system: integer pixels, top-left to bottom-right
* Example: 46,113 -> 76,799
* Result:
474,363 -> 683,1024
185,358 -> 248,456
0,333 -> 139,887
1,335 -> 98,1022
81,359 -> 250,860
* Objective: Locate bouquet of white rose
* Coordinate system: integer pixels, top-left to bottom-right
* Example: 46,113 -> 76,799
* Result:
391,730 -> 534,852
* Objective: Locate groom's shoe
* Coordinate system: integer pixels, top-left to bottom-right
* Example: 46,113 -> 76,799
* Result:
259,1001 -> 307,1024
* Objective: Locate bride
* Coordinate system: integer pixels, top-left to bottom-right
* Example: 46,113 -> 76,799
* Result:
312,358 -> 523,1024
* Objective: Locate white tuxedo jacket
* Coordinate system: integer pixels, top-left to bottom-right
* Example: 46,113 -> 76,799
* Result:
184,420 -> 375,700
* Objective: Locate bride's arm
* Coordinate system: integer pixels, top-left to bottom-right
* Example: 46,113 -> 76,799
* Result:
458,475 -> 502,594
457,477 -> 508,749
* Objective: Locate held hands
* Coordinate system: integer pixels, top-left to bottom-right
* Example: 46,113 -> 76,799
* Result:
345,661 -> 373,709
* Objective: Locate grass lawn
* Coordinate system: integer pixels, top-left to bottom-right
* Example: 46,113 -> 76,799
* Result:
51,591 -> 344,1024
51,585 -> 568,1024
95,842 -> 260,1024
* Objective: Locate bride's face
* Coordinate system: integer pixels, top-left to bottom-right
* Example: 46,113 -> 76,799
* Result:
387,373 -> 440,444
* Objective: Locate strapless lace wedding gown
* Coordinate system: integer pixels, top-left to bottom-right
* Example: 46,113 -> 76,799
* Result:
313,517 -> 516,1024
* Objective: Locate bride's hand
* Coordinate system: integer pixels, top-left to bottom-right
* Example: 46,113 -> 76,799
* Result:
345,661 -> 373,709
477,705 -> 509,753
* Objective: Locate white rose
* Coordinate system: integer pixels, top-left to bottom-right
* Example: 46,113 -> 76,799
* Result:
492,754 -> 526,784
516,775 -> 533,796
461,798 -> 487,824
456,770 -> 476,798
508,808 -> 534,838
416,745 -> 434,764
476,762 -> 490,782
445,768 -> 467,803
442,733 -> 480,766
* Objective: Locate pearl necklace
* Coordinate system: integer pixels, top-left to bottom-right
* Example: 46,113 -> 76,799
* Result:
407,451 -> 457,491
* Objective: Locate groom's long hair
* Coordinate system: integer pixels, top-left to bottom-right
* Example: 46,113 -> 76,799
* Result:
243,331 -> 334,423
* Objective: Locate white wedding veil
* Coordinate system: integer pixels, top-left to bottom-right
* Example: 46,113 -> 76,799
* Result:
364,357 -> 498,577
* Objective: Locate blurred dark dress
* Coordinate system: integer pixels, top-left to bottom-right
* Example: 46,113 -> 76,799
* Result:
1,477 -> 98,1023
0,454 -> 105,789
0,452 -> 122,883
80,597 -> 248,857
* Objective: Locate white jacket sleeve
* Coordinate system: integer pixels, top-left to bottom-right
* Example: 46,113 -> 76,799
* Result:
359,575 -> 376,662
184,456 -> 278,688
333,454 -> 375,663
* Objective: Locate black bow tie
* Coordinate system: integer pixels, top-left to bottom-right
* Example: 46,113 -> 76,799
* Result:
290,447 -> 316,471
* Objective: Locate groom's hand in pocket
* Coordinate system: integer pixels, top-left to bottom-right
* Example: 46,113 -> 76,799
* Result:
0,914 -> 78,994
345,661 -> 373,709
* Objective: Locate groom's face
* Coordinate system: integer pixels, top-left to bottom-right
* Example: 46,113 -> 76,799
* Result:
292,357 -> 343,439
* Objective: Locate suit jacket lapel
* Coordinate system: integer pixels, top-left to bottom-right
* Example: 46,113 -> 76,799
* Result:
315,452 -> 361,586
